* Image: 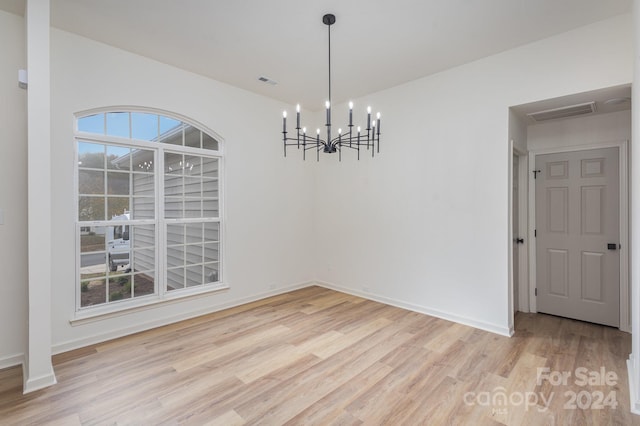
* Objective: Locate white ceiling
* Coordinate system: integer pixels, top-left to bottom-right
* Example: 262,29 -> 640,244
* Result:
2,0 -> 632,109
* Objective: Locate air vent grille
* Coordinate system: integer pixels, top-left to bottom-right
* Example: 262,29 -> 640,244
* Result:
258,76 -> 277,86
527,101 -> 596,122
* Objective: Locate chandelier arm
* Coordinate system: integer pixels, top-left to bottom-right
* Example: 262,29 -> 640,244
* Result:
304,143 -> 325,151
285,138 -> 329,147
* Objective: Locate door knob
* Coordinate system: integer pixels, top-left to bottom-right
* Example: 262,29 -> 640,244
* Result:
515,238 -> 524,244
607,243 -> 618,250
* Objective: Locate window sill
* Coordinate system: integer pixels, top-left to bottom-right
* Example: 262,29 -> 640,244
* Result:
70,283 -> 230,326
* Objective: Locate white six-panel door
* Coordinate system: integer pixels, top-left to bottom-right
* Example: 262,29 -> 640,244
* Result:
535,147 -> 619,327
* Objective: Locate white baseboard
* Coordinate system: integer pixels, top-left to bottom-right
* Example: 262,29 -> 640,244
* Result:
315,280 -> 513,337
627,356 -> 640,415
23,369 -> 57,394
52,280 -> 313,355
0,353 -> 24,370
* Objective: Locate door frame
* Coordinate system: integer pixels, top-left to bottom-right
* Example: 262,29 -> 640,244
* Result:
509,142 -> 529,333
527,140 -> 630,332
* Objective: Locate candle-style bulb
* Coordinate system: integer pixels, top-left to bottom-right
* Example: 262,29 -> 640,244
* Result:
349,101 -> 353,110
338,128 -> 342,135
283,111 -> 287,118
296,104 -> 300,112
325,101 -> 330,109
316,128 -> 320,134
357,126 -> 361,133
367,106 -> 372,114
303,127 -> 306,133
372,121 -> 376,128
377,112 -> 381,119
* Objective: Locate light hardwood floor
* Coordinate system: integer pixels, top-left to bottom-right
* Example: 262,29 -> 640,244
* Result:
0,286 -> 638,425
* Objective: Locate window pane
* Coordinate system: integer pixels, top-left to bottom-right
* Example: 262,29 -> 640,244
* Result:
186,244 -> 203,265
167,224 -> 184,245
184,125 -> 200,148
131,249 -> 154,273
165,175 -> 183,196
184,156 -> 202,176
167,246 -> 184,268
186,265 -> 203,287
107,197 -> 130,219
165,153 -> 183,174
107,172 -> 130,195
78,142 -> 105,169
160,123 -> 183,146
159,116 -> 181,137
202,179 -> 218,198
106,222 -> 130,272
167,268 -> 184,291
184,177 -> 202,197
185,200 -> 202,218
132,225 -> 155,249
204,222 -> 219,241
164,198 -> 183,218
78,114 -> 105,134
133,272 -> 155,297
133,173 -> 154,196
107,146 -> 131,171
202,133 -> 218,151
202,157 -> 218,178
204,264 -> 220,283
186,223 -> 202,243
81,278 -> 106,307
80,252 -> 107,280
204,242 -> 219,262
131,113 -> 159,141
79,170 -> 105,195
131,197 -> 154,219
81,230 -> 105,253
203,199 -> 219,217
132,150 -> 154,173
109,275 -> 132,302
106,112 -> 130,138
79,196 -> 105,221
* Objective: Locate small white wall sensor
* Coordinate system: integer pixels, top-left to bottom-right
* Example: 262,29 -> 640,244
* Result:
18,69 -> 28,89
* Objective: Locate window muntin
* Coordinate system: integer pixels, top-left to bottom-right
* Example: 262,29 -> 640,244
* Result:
76,110 -> 222,312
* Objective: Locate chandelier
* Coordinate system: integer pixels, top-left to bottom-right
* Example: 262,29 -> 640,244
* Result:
282,13 -> 382,161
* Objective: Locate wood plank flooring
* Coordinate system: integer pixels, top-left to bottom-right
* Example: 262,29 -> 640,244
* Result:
0,286 -> 638,425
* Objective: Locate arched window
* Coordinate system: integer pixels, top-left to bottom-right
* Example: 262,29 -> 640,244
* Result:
75,109 -> 223,314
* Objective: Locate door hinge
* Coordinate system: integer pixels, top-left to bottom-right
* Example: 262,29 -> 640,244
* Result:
533,170 -> 541,179
534,229 -> 537,237
535,288 -> 537,296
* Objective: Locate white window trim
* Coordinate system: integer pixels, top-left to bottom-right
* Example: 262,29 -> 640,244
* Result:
73,108 -> 226,320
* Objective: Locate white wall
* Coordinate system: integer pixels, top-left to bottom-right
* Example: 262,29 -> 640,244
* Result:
528,110 -> 632,151
48,29 -> 316,352
509,110 -> 528,153
314,14 -> 633,335
0,10 -> 28,368
627,0 -> 640,414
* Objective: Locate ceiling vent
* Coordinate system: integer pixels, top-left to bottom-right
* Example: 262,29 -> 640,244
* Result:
527,101 -> 596,122
258,76 -> 278,86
